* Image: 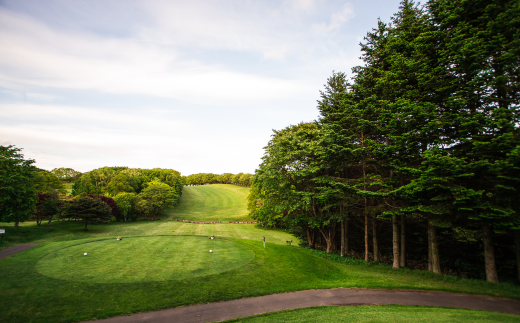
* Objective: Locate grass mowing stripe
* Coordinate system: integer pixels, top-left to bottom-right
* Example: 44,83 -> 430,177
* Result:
166,184 -> 251,222
0,220 -> 298,249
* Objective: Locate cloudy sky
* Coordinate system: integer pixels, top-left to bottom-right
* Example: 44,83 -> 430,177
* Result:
0,0 -> 401,175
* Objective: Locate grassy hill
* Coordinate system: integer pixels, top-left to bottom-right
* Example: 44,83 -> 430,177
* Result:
165,184 -> 252,222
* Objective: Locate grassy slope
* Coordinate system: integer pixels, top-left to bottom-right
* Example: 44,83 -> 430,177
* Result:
223,306 -> 520,323
165,184 -> 252,222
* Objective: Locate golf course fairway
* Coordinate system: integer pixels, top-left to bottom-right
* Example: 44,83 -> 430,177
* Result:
166,184 -> 252,222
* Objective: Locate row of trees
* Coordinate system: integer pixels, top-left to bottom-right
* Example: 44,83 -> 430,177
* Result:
0,148 -> 183,229
249,0 -> 520,284
183,173 -> 253,187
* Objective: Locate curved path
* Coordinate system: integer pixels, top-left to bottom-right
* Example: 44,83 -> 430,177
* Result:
85,288 -> 520,323
0,244 -> 40,259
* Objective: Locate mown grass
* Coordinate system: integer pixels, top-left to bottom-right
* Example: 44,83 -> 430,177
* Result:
0,220 -> 298,250
36,236 -> 255,283
1,239 -> 519,323
165,184 -> 252,222
223,305 -> 520,323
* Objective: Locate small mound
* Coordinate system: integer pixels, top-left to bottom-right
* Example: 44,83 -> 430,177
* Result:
36,236 -> 254,283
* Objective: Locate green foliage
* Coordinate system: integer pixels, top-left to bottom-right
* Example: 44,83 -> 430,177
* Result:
71,167 -> 183,198
251,0 -> 520,279
33,193 -> 61,227
302,247 -> 382,266
0,145 -> 37,226
62,196 -> 112,230
34,169 -> 67,195
183,172 -> 253,186
138,179 -> 178,219
107,173 -> 135,195
113,192 -> 138,221
50,167 -> 81,183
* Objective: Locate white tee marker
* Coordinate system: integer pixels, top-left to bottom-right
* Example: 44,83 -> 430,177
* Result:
84,253 -> 87,256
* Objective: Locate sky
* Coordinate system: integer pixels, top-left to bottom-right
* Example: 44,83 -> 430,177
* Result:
0,0 -> 402,176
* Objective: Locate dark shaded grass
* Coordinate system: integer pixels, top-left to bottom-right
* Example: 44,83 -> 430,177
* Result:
1,239 -> 519,323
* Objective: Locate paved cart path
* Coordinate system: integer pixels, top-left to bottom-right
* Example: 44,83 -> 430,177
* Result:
0,244 -> 40,259
84,288 -> 520,323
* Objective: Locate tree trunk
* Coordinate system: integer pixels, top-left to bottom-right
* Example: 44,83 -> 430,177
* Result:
341,218 -> 348,257
14,221 -> 19,227
428,221 -> 432,271
362,132 -> 369,262
400,214 -> 406,267
324,235 -> 333,253
45,216 -> 53,229
318,225 -> 336,254
373,215 -> 379,262
514,230 -> 520,284
365,210 -> 369,262
482,224 -> 499,284
84,219 -> 89,231
307,227 -> 316,249
429,221 -> 441,274
392,215 -> 400,268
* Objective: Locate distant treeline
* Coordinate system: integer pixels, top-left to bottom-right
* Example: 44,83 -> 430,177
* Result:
50,167 -> 82,183
183,173 -> 252,187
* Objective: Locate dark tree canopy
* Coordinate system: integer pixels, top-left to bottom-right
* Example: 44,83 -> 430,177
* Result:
62,196 -> 112,230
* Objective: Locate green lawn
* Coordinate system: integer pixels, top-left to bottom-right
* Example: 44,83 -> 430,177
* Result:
0,184 -> 519,323
1,239 -> 519,322
0,220 -> 297,250
36,236 -> 255,283
223,305 -> 520,323
165,184 -> 252,222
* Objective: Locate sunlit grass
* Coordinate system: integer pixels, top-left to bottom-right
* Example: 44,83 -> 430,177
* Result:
223,305 -> 520,323
164,184 -> 252,222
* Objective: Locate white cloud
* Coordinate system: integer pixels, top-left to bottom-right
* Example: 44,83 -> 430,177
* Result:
0,8 -> 313,104
138,1 -> 301,58
0,102 -> 270,174
312,3 -> 354,35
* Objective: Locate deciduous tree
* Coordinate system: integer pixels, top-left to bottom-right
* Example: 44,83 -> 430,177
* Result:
0,145 -> 37,227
